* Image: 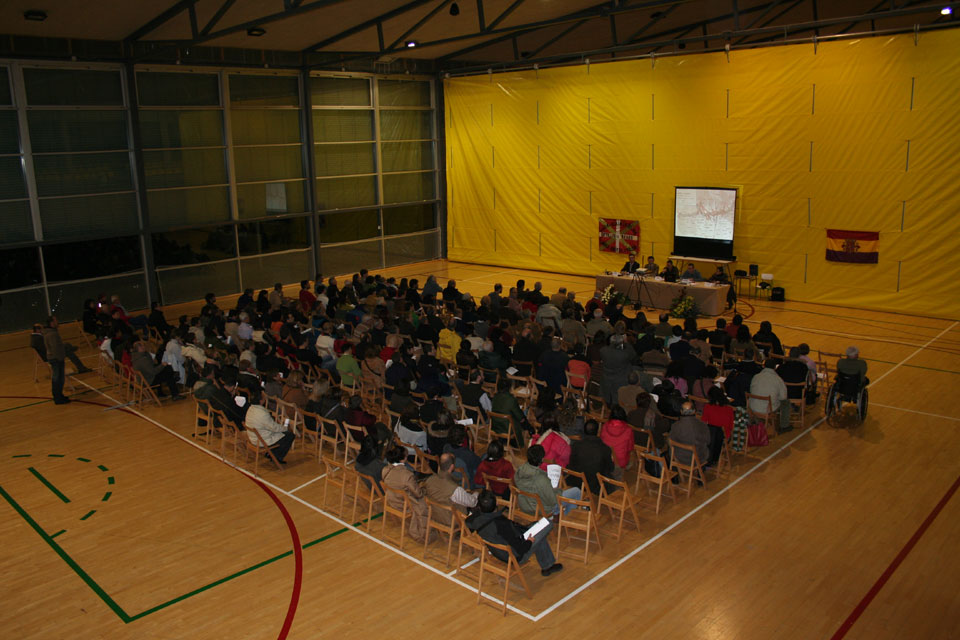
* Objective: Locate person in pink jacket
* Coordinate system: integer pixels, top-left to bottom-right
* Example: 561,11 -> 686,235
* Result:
529,415 -> 571,470
600,405 -> 634,470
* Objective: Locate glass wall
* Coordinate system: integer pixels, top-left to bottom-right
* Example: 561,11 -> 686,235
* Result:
0,61 -> 440,332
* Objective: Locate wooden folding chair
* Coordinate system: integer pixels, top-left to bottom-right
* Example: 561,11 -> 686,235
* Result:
275,398 -> 305,450
596,474 -> 642,540
317,416 -> 342,462
586,395 -> 608,422
321,455 -> 349,516
193,399 -> 212,441
745,393 -> 776,437
452,511 -> 532,616
423,498 -> 459,569
419,449 -> 440,474
481,474 -> 513,512
461,404 -> 490,447
488,410 -> 522,452
242,426 -> 284,477
669,439 -> 707,497
351,470 -> 384,530
132,370 -> 163,409
785,382 -> 807,428
381,484 -> 413,550
340,422 -> 364,465
510,486 -> 545,526
635,450 -> 677,515
556,494 -> 602,564
214,409 -> 242,463
561,468 -> 596,510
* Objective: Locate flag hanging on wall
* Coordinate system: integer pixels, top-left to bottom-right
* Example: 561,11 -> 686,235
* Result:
826,229 -> 879,264
599,218 -> 640,254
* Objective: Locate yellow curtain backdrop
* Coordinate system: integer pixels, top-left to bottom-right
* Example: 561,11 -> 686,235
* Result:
444,29 -> 960,319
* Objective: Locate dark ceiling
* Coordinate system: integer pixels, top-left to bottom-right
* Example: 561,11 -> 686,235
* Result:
0,0 -> 955,72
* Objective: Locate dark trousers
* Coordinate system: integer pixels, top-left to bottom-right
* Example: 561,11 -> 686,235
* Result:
153,366 -> 180,398
50,359 -> 66,401
270,431 -> 295,462
64,343 -> 86,372
707,425 -> 725,465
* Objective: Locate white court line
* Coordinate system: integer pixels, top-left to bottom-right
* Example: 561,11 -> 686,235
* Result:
871,403 -> 960,422
73,378 -> 538,621
289,473 -> 326,493
446,556 -> 479,577
533,317 -> 959,621
531,416 -> 826,622
870,321 -> 958,387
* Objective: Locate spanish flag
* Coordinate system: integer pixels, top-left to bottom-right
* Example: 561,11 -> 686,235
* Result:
826,229 -> 879,264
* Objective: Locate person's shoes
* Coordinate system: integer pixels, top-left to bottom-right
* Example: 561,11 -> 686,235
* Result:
54,397 -> 71,405
541,563 -> 564,577
77,367 -> 94,374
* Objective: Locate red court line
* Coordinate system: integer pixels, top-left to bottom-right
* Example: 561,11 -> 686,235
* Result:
830,473 -> 960,640
1,394 -> 304,637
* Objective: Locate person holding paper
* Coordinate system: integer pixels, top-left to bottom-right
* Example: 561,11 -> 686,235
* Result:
515,445 -> 581,516
423,454 -> 478,525
466,490 -> 564,577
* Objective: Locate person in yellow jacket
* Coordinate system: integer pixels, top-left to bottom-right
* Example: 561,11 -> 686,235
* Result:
437,318 -> 461,362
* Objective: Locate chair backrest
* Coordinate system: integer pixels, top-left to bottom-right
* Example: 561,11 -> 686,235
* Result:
561,468 -> 593,503
596,473 -> 630,501
511,485 -> 545,518
668,438 -> 701,468
745,393 -> 773,415
638,451 -> 669,481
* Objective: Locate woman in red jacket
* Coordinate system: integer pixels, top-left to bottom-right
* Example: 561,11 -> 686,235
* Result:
474,439 -> 515,498
529,415 -> 571,470
600,405 -> 634,472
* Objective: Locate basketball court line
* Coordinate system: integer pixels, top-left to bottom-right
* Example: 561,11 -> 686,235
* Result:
870,321 -> 958,388
289,473 -> 327,493
71,378 -> 540,620
870,403 -> 960,422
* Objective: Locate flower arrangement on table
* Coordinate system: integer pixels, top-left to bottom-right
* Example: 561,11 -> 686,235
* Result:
600,284 -> 631,306
669,288 -> 700,319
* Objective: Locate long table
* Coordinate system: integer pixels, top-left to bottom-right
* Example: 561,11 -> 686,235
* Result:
595,274 -> 730,316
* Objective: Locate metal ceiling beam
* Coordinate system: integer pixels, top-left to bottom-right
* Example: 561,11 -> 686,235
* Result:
126,0 -> 196,42
303,0 -> 437,52
486,0 -> 528,32
476,0 -> 486,31
200,0 -> 238,36
444,1 -> 952,73
325,0 -> 682,66
734,0 -> 804,44
523,18 -> 591,59
623,2 -> 680,43
386,0 -> 457,51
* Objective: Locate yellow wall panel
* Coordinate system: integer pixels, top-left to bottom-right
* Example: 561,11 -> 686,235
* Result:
445,29 -> 960,318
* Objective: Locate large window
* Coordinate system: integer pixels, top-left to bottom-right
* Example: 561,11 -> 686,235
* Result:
137,71 -> 229,229
230,74 -> 307,219
0,63 -> 441,332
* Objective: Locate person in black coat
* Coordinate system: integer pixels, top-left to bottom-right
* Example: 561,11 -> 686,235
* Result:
622,252 -> 641,273
465,490 -> 563,576
567,419 -> 616,494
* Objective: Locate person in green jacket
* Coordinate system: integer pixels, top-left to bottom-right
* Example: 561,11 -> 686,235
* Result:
514,445 -> 581,516
336,344 -> 362,387
490,378 -> 528,447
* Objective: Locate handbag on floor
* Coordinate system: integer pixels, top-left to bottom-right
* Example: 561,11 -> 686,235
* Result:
747,421 -> 769,447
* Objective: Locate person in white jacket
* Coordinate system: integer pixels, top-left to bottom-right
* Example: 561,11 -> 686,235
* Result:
749,359 -> 791,433
245,391 -> 295,463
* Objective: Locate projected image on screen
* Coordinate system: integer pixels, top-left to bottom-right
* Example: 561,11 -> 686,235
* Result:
675,188 -> 736,240
673,187 -> 738,260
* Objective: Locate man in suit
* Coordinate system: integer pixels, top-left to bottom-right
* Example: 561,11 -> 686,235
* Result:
621,252 -> 641,273
670,400 -> 710,465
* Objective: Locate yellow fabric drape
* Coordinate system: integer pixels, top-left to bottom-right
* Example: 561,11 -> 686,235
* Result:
444,30 -> 960,319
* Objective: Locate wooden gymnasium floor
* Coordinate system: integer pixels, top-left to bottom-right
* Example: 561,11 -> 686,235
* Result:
2,259 -> 959,639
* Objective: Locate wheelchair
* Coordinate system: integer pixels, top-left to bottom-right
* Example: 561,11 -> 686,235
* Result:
825,372 -> 868,423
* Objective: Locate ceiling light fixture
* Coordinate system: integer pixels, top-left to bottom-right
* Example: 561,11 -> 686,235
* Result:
24,9 -> 48,21
405,40 -> 418,48
942,6 -> 953,15
450,2 -> 460,16
247,26 -> 266,36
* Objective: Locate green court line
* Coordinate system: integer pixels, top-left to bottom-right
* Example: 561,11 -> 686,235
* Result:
97,465 -> 109,472
48,454 -> 65,458
12,454 -> 32,458
126,513 -> 384,622
80,509 -> 96,521
0,483 -> 132,622
0,400 -> 50,414
76,457 -> 91,462
28,467 -> 71,504
102,492 -> 112,502
107,476 -> 115,485
3,477 -> 382,625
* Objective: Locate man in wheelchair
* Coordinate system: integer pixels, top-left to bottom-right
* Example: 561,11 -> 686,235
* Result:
827,345 -> 869,421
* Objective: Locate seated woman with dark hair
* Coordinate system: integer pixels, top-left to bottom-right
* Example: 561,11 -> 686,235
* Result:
473,440 -> 515,497
752,320 -> 784,356
600,405 -> 633,475
355,435 -> 386,491
690,365 -> 719,410
729,324 -> 756,356
701,385 -> 734,465
665,360 -> 689,397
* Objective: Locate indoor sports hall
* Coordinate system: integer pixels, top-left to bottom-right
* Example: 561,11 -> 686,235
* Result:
1,2 -> 958,639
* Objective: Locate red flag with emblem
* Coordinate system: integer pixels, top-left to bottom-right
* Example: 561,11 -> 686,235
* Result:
599,218 -> 639,254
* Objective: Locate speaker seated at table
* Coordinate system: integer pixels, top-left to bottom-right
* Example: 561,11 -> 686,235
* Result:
660,260 -> 679,282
